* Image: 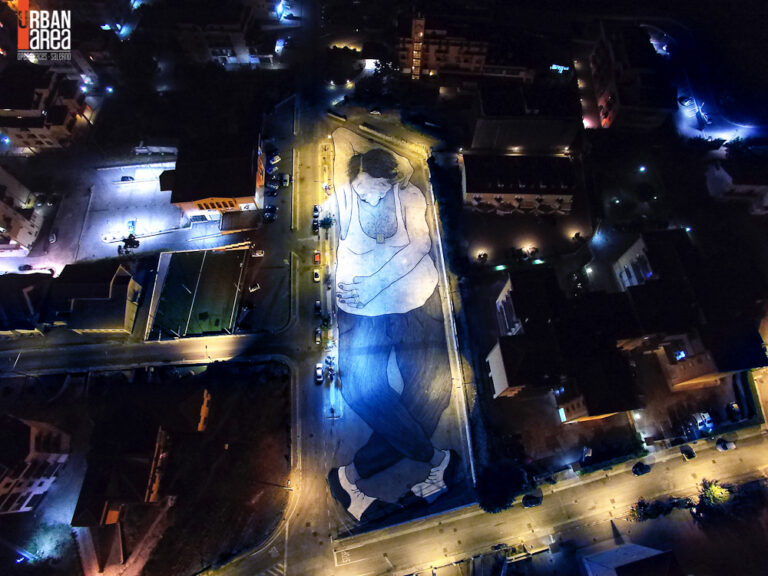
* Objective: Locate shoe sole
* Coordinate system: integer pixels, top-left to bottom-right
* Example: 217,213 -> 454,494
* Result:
327,468 -> 352,510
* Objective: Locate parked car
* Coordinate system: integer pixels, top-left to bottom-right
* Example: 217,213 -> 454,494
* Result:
48,231 -> 57,244
369,108 -> 382,115
313,268 -> 321,283
281,173 -> 291,187
313,204 -> 321,218
266,164 -> 279,175
680,445 -> 696,461
18,264 -> 33,271
266,189 -> 279,197
121,175 -> 135,182
632,461 -> 651,476
716,438 -> 736,451
248,283 -> 261,293
315,327 -> 322,345
251,249 -> 264,257
312,218 -> 319,233
726,402 -> 742,421
34,194 -> 47,207
521,494 -> 543,508
313,250 -> 321,265
315,300 -> 321,315
270,155 -> 281,165
692,412 -> 713,432
315,362 -> 324,383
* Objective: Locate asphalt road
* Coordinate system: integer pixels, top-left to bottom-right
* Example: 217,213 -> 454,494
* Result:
326,430 -> 768,576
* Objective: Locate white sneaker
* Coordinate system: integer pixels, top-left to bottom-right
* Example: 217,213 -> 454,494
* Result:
335,466 -> 376,521
411,450 -> 451,502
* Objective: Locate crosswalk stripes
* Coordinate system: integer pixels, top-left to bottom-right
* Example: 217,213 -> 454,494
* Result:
256,562 -> 285,576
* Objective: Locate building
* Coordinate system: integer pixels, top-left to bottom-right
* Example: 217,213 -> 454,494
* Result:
397,14 -> 488,80
706,147 -> 768,215
0,415 -> 70,515
589,23 -> 676,129
0,273 -> 52,338
487,269 -> 639,422
0,167 -> 42,253
43,261 -> 142,334
0,64 -> 86,151
470,75 -> 582,155
610,230 -> 767,391
583,544 -> 684,576
460,153 -> 577,214
145,0 -> 281,67
161,143 -> 265,221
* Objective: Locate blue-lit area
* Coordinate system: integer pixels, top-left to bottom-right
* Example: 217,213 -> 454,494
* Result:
675,350 -> 687,361
276,0 -> 285,18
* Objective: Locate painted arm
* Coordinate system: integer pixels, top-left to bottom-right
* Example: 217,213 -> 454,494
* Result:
338,185 -> 432,307
332,128 -> 369,240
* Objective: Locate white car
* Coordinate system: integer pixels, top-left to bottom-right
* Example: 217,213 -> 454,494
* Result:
315,362 -> 324,384
270,155 -> 281,165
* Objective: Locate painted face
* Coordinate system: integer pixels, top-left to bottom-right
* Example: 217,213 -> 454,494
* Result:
351,172 -> 392,206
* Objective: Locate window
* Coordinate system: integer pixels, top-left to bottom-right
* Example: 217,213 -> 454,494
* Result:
215,202 -> 223,209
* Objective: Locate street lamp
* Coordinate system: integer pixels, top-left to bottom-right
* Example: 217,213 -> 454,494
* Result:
638,165 -> 647,173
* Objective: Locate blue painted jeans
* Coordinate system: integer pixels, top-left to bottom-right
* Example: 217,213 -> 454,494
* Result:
338,290 -> 452,479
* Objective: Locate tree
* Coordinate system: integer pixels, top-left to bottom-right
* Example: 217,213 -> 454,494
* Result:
476,463 -> 529,513
319,216 -> 334,229
700,479 -> 732,508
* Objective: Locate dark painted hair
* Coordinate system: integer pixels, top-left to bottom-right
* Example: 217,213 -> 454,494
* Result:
347,148 -> 398,183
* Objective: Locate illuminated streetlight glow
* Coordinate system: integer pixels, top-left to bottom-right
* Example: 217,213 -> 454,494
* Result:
638,165 -> 647,173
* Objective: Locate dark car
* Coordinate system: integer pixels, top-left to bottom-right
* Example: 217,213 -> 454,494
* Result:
120,175 -> 135,182
266,164 -> 279,175
716,438 -> 736,451
680,445 -> 696,461
312,218 -> 319,233
18,264 -> 33,271
313,204 -> 321,218
632,462 -> 651,476
314,300 -> 321,315
521,494 -> 543,508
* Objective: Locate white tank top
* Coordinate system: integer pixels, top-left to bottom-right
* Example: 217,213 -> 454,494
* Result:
336,183 -> 438,317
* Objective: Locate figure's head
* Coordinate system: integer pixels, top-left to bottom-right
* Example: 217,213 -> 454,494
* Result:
348,148 -> 399,206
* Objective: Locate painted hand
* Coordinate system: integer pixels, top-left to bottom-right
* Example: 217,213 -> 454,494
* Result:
337,276 -> 379,309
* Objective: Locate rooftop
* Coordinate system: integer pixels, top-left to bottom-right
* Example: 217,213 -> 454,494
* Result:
0,415 -> 30,474
463,153 -> 577,195
479,79 -> 581,118
168,154 -> 257,204
471,116 -> 581,151
0,64 -> 51,110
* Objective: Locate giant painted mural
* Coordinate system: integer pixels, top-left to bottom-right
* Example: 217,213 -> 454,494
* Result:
327,128 -> 457,523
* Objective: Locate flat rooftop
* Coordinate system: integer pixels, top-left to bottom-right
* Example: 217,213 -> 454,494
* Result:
463,153 -> 577,195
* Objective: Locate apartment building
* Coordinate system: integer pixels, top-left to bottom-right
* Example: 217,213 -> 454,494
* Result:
0,64 -> 86,151
0,415 -> 70,515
